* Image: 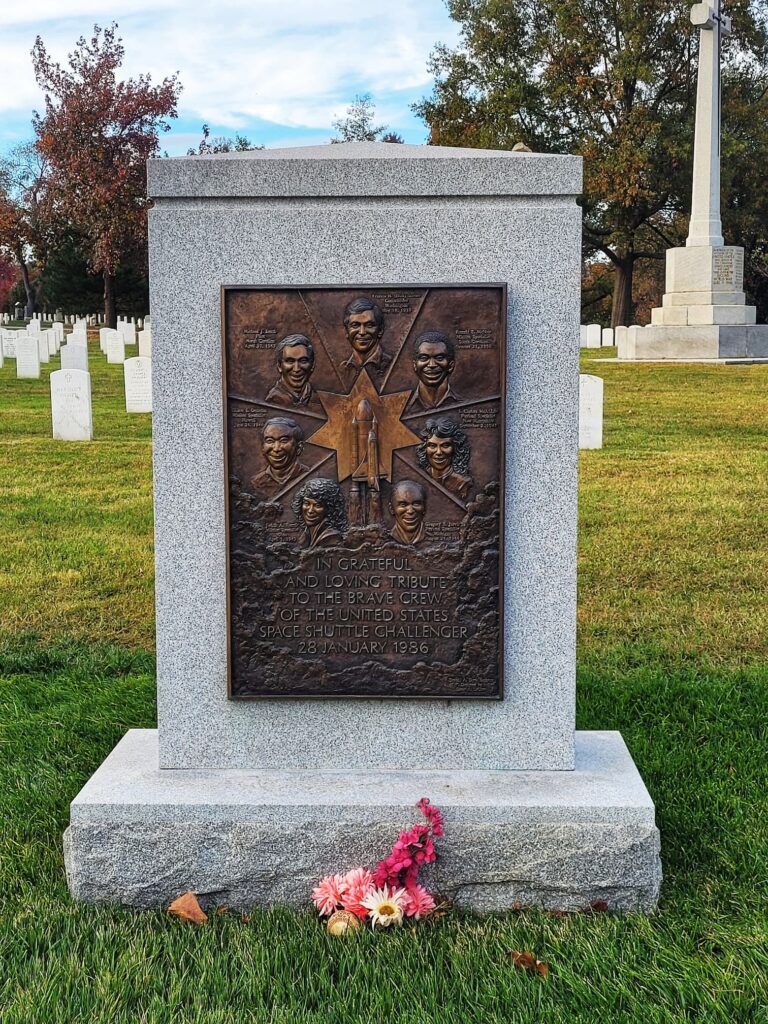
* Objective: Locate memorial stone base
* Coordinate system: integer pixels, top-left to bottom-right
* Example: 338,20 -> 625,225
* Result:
618,245 -> 768,361
64,729 -> 661,913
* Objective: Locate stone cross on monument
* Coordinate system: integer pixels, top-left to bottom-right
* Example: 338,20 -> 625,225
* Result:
617,0 -> 768,361
687,0 -> 732,248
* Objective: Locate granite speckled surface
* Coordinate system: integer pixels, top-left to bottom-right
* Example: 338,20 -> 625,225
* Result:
64,730 -> 661,912
147,141 -> 582,198
147,143 -> 582,771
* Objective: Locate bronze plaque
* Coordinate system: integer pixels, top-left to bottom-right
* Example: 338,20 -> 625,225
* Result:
223,285 -> 505,699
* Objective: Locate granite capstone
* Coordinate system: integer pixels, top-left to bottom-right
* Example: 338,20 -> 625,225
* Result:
147,141 -> 583,199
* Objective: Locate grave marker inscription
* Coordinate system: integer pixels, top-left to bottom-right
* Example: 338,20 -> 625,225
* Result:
16,336 -> 40,378
2,331 -> 18,358
124,356 -> 152,412
106,333 -> 126,364
51,369 -> 93,441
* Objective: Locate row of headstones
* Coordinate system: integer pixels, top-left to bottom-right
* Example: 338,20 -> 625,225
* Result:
1,318 -> 151,374
1,310 -> 148,328
51,357 -> 152,440
101,323 -> 152,362
0,320 -> 152,440
0,322 -> 66,368
580,324 -> 639,349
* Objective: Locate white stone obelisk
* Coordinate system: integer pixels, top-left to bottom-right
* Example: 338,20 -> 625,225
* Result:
617,0 -> 768,361
687,1 -> 730,247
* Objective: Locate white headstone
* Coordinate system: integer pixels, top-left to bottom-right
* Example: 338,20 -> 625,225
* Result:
584,323 -> 602,348
124,357 -> 152,413
617,326 -> 637,360
615,325 -> 628,350
119,320 -> 137,346
60,344 -> 89,372
2,330 -> 18,359
137,329 -> 152,358
579,325 -> 587,346
69,327 -> 88,347
601,327 -> 614,347
38,334 -> 50,364
16,336 -> 41,378
99,327 -> 121,353
27,319 -> 41,334
579,374 -> 604,449
106,332 -> 126,364
51,369 -> 93,441
44,328 -> 58,356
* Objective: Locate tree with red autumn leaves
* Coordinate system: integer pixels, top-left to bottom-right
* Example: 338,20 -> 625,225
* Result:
31,24 -> 180,327
0,195 -> 31,316
0,255 -> 18,313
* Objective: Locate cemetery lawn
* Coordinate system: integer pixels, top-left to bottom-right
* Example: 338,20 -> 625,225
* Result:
1,344 -> 767,1024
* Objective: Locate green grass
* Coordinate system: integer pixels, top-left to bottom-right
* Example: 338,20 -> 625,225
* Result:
1,345 -> 767,1022
0,338 -> 154,647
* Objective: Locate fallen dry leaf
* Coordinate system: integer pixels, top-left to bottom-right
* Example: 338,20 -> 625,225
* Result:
216,906 -> 230,915
427,898 -> 453,920
509,950 -> 549,978
167,891 -> 208,925
241,914 -> 251,924
588,900 -> 609,913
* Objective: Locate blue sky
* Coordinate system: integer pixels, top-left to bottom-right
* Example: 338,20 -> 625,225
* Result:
0,1 -> 460,157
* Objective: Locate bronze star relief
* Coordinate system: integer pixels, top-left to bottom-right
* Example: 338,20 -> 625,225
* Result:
308,371 -> 420,482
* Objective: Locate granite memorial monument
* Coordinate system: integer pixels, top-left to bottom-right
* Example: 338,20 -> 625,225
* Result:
64,142 -> 661,912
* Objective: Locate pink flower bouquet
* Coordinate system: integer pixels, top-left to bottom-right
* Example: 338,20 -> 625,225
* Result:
312,798 -> 443,928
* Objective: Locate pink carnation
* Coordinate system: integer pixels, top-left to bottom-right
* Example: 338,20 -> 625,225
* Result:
343,867 -> 374,890
340,867 -> 375,919
404,885 -> 436,919
311,873 -> 348,916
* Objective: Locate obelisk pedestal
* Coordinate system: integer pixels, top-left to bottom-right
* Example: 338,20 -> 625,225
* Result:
620,244 -> 768,360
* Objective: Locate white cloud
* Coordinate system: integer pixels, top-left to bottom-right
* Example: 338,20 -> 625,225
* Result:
0,0 -> 459,135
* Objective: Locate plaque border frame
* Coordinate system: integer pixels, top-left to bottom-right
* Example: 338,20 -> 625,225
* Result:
221,283 -> 507,701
